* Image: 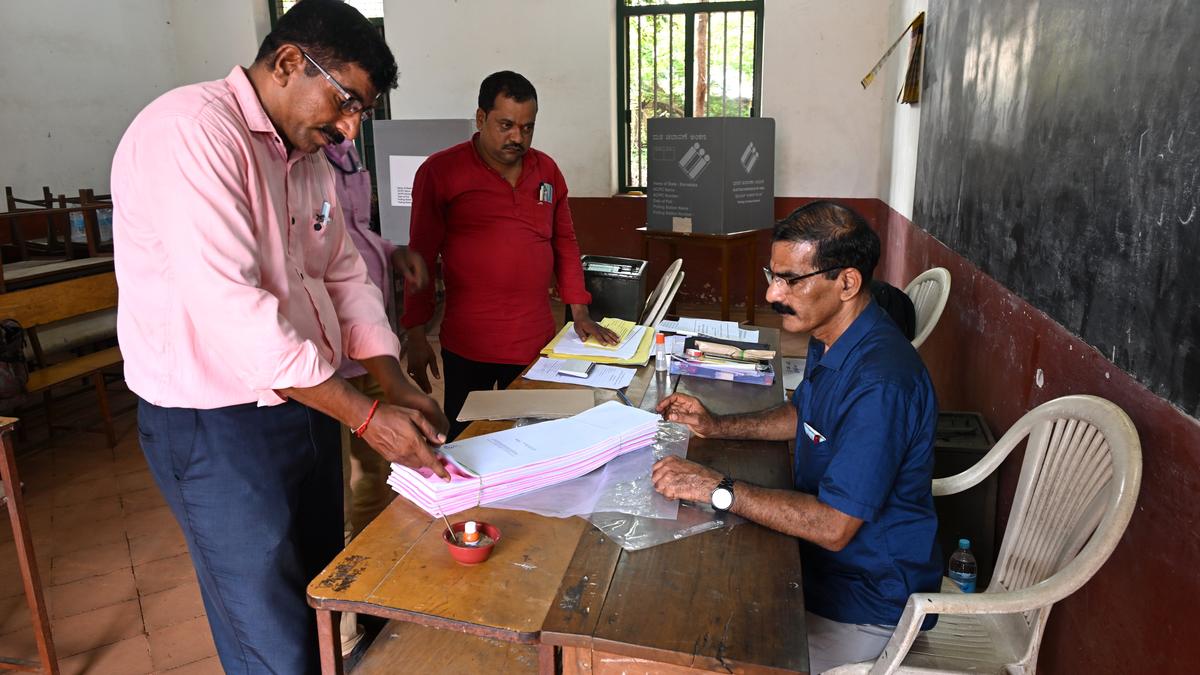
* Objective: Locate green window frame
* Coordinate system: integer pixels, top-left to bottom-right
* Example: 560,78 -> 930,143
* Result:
617,0 -> 765,193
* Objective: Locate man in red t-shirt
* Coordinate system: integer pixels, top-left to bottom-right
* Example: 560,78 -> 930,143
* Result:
402,71 -> 617,439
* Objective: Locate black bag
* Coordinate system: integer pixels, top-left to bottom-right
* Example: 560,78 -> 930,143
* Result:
0,319 -> 30,405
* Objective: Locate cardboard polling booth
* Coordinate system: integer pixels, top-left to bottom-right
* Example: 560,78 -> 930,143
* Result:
371,119 -> 475,244
646,117 -> 775,234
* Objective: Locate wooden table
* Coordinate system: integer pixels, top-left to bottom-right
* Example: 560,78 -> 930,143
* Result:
307,327 -> 806,674
639,227 -> 760,324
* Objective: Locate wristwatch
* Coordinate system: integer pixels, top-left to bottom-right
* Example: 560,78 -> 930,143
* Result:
710,476 -> 735,512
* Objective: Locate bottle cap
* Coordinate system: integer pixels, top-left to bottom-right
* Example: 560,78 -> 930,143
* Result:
655,333 -> 666,344
465,521 -> 478,535
958,538 -> 970,550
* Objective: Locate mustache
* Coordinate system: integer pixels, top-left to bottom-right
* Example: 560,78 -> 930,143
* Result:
503,144 -> 525,151
771,302 -> 796,316
321,126 -> 345,145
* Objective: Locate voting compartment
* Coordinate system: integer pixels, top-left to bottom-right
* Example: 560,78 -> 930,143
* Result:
371,119 -> 475,244
646,117 -> 775,235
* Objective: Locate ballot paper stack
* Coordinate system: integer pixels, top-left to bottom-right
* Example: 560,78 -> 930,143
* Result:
387,401 -> 660,517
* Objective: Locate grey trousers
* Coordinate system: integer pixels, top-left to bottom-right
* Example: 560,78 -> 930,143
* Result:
806,611 -> 895,674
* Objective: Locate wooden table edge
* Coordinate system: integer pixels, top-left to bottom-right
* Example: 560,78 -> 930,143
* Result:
589,636 -> 808,675
307,597 -> 543,645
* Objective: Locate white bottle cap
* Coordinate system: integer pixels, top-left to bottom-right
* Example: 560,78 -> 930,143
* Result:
464,521 -> 477,535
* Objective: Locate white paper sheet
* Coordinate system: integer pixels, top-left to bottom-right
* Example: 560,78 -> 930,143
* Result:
658,317 -> 759,342
551,325 -> 646,360
388,155 -> 426,207
665,335 -> 687,356
783,357 -> 806,391
523,358 -> 637,390
439,401 -> 659,475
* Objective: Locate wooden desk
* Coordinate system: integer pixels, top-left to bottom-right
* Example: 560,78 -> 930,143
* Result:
307,328 -> 805,674
639,227 -> 760,324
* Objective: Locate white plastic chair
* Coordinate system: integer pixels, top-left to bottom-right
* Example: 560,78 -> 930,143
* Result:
827,394 -> 1142,675
640,258 -> 684,327
904,267 -> 951,349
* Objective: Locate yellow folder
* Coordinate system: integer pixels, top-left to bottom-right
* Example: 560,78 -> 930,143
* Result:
541,322 -> 655,366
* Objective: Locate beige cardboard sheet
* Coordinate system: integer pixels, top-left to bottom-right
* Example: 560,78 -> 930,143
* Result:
455,389 -> 597,422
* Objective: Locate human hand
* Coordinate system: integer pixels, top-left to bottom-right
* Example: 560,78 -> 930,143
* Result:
655,393 -> 718,437
651,455 -> 724,503
393,247 -> 429,290
570,306 -> 620,345
361,403 -> 450,480
406,393 -> 450,436
403,331 -> 440,394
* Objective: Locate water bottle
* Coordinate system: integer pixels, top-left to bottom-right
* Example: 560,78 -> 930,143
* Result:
655,333 -> 669,372
948,538 -> 978,593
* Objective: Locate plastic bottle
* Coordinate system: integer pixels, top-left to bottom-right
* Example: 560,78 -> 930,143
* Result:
655,333 -> 669,372
462,521 -> 480,546
948,538 -> 978,593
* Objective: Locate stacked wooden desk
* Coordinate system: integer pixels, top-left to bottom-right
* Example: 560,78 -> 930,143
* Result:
307,327 -> 807,674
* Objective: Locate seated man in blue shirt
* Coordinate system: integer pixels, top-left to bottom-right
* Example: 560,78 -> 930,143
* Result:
652,201 -> 942,673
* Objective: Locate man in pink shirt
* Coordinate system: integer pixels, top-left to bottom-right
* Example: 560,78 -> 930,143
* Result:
112,2 -> 446,672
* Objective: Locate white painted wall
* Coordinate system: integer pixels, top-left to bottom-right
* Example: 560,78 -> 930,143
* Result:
1,0 -> 903,202
0,0 -> 268,200
0,1 -> 177,198
761,1 -> 890,199
383,0 -> 616,197
170,0 -> 271,86
876,0 -> 928,218
384,0 -> 891,199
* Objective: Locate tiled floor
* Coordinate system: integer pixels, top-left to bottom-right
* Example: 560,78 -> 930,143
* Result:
0,398 -> 221,674
0,299 -> 792,674
0,344 -> 450,674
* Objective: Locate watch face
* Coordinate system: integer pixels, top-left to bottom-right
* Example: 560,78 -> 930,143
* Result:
711,487 -> 733,511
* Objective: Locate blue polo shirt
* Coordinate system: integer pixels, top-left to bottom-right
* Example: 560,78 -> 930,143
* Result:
793,300 -> 942,627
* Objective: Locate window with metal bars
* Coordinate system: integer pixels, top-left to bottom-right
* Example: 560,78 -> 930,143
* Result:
617,0 -> 764,193
267,0 -> 390,233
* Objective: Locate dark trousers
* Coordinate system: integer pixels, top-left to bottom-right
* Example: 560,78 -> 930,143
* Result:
441,347 -> 526,440
137,398 -> 343,675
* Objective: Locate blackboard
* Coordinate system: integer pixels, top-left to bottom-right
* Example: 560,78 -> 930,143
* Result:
915,0 -> 1200,415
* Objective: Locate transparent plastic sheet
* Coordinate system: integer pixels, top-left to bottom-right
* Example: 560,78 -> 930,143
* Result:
583,420 -> 745,552
485,418 -> 691,520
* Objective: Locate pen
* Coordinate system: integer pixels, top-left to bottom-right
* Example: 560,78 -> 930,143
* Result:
616,389 -> 634,407
315,201 -> 330,231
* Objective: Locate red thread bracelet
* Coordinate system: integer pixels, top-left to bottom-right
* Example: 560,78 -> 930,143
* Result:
353,399 -> 380,438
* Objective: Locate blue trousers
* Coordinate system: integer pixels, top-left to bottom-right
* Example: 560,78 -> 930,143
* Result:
137,398 -> 343,675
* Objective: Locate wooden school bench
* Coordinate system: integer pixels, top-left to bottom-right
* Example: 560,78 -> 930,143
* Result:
0,271 -> 122,446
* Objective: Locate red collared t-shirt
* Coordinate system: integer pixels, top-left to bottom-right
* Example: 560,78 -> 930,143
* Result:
402,135 -> 591,365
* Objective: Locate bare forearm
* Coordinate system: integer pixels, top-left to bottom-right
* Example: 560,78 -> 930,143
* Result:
357,354 -> 424,404
279,376 -> 371,428
712,403 -> 797,441
731,482 -> 859,551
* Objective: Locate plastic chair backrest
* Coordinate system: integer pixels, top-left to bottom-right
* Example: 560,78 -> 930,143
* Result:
903,267 -> 951,348
640,258 -> 683,326
935,395 -> 1142,656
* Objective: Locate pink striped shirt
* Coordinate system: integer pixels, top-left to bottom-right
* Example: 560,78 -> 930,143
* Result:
112,67 -> 400,408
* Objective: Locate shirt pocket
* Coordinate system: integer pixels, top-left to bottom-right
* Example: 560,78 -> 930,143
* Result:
299,202 -> 337,277
517,191 -> 554,241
